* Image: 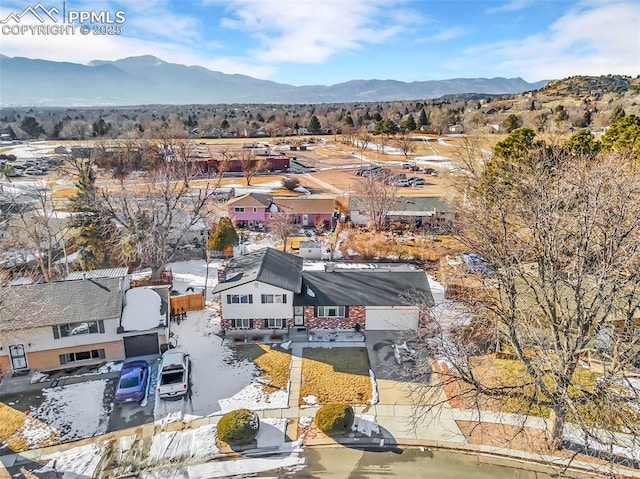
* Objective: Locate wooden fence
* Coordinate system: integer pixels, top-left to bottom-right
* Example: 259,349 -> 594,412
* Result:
170,292 -> 205,312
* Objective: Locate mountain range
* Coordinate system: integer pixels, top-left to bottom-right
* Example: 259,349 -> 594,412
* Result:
0,55 -> 549,106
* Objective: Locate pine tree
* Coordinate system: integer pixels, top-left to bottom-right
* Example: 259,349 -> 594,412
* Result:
309,115 -> 321,133
207,217 -> 239,251
418,108 -> 429,127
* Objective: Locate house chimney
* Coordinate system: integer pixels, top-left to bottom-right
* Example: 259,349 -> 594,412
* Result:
217,266 -> 227,283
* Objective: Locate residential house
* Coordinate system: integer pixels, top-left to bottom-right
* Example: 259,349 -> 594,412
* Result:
227,194 -> 337,230
213,248 -> 433,340
0,268 -> 169,373
226,193 -> 273,229
347,196 -> 455,232
269,196 -> 337,228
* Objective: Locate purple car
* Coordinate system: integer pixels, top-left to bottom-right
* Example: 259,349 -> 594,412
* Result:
115,360 -> 149,404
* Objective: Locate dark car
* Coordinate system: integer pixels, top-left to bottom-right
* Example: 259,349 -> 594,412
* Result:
115,360 -> 149,403
423,167 -> 438,175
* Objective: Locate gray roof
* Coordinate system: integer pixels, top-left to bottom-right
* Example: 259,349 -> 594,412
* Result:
0,278 -> 123,332
64,267 -> 129,281
349,196 -> 452,214
213,248 -> 303,294
295,269 -> 433,307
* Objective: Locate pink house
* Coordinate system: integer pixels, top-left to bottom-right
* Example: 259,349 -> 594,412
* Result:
269,196 -> 337,229
226,193 -> 272,229
227,194 -> 337,230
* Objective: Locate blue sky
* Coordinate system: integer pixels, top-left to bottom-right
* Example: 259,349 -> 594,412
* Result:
1,0 -> 638,85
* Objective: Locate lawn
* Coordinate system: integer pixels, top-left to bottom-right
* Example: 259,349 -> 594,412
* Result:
300,347 -> 372,405
0,403 -> 58,452
235,344 -> 292,393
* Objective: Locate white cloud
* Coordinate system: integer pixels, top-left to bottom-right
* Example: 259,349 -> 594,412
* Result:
218,0 -> 412,64
463,1 -> 640,80
414,26 -> 467,44
486,0 -> 536,14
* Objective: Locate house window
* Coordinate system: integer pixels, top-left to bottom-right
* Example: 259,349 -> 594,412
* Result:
261,294 -> 287,304
231,318 -> 254,329
316,306 -> 346,318
234,207 -> 245,213
54,321 -> 104,339
265,318 -> 284,329
253,207 -> 258,213
59,348 -> 105,364
227,294 -> 253,304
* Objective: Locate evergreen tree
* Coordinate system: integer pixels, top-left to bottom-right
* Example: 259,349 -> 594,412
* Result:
20,116 -> 45,137
52,121 -> 64,139
207,217 -> 238,251
343,115 -> 354,127
418,108 -> 429,127
400,114 -> 417,131
563,129 -> 601,156
503,114 -> 523,133
308,115 -> 321,133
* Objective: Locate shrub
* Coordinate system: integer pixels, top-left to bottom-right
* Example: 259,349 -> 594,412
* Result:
315,403 -> 355,435
282,176 -> 301,191
217,409 -> 260,445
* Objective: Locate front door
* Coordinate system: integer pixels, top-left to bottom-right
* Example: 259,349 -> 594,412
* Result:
294,306 -> 304,326
302,214 -> 309,226
9,344 -> 28,370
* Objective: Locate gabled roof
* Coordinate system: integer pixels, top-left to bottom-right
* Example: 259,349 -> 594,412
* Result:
0,277 -> 123,332
273,197 -> 336,214
295,267 -> 433,307
226,193 -> 272,208
213,248 -> 303,294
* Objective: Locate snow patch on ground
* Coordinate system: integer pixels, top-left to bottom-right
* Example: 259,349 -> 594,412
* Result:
353,414 -> 380,437
37,443 -> 103,479
302,395 -> 318,406
299,416 -> 313,428
147,424 -> 219,466
369,369 -> 379,405
28,380 -> 111,443
218,382 -> 289,413
256,418 -> 288,448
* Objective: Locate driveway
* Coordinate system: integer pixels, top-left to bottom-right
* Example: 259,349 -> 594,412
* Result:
365,331 -> 428,381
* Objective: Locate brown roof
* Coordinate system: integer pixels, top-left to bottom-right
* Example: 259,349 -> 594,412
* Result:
226,193 -> 272,208
273,197 -> 336,214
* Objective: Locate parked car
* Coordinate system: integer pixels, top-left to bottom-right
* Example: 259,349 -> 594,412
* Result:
401,163 -> 412,169
409,165 -> 421,171
392,179 -> 411,187
423,168 -> 438,175
115,360 -> 149,404
157,349 -> 190,399
407,177 -> 426,186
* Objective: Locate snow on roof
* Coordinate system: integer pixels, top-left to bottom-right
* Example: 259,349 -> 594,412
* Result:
121,287 -> 165,331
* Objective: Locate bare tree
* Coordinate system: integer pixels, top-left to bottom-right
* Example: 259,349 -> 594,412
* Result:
353,172 -> 400,232
3,185 -> 73,281
355,129 -> 373,167
266,210 -> 297,252
95,148 -> 220,281
237,149 -> 268,186
395,130 -> 415,162
409,148 -> 640,474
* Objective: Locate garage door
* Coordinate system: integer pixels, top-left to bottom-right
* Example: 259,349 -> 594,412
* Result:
365,307 -> 419,331
124,334 -> 159,357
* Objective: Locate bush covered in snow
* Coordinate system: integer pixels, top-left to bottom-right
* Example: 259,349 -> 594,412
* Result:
217,409 -> 260,445
315,403 -> 354,435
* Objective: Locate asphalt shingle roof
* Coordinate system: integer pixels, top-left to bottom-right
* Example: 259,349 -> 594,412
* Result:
0,277 -> 123,332
295,269 -> 433,307
213,248 -> 303,294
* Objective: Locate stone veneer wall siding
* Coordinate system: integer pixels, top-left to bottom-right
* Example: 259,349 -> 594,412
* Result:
303,305 -> 366,329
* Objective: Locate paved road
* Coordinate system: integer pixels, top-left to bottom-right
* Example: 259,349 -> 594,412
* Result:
289,447 -> 551,478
